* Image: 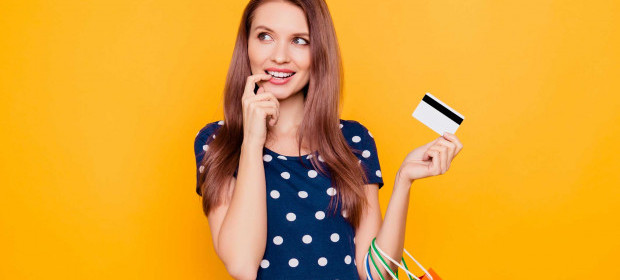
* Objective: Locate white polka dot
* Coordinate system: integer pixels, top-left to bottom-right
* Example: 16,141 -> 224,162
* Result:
326,187 -> 337,196
339,123 -> 343,129
376,170 -> 382,177
286,212 -> 296,221
341,209 -> 348,218
315,211 -> 325,220
203,144 -> 208,151
277,155 -> 287,160
260,259 -> 270,268
318,257 -> 328,266
368,130 -> 373,138
273,236 -> 283,245
308,170 -> 318,178
218,120 -> 224,125
281,172 -> 290,179
270,190 -> 280,199
212,134 -> 216,139
289,258 -> 299,267
298,191 -> 308,198
330,233 -> 340,242
263,154 -> 272,162
199,165 -> 204,173
354,236 -> 356,244
318,155 -> 324,162
344,255 -> 352,264
302,234 -> 312,244
306,154 -> 313,159
352,136 -> 361,143
362,150 -> 371,158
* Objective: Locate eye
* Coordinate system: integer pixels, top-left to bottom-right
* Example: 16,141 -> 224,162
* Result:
293,37 -> 309,45
258,32 -> 273,41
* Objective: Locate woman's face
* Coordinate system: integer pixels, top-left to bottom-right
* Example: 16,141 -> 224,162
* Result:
248,1 -> 311,99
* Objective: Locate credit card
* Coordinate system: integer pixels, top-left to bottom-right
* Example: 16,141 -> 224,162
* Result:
412,92 -> 464,136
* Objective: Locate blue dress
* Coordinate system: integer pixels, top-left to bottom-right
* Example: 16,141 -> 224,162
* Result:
194,119 -> 384,280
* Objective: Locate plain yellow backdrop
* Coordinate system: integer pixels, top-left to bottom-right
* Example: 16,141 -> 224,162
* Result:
1,0 -> 619,279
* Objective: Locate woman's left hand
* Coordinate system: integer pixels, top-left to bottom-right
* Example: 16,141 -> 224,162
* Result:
396,132 -> 463,185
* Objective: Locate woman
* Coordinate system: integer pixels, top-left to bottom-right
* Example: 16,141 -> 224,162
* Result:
193,0 -> 463,279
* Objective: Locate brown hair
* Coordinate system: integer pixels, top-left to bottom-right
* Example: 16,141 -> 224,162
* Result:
198,0 -> 370,228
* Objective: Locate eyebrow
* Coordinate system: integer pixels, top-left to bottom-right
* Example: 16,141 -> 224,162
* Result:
253,25 -> 309,37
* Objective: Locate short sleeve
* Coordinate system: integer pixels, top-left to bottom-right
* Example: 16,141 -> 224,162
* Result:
342,120 -> 384,189
193,120 -> 225,196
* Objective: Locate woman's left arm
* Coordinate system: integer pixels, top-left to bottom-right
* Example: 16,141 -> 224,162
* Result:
355,132 -> 463,280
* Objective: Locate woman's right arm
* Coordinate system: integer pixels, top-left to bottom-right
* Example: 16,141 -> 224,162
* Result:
206,74 -> 278,280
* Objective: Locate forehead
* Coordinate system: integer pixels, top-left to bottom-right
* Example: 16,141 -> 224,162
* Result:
251,1 -> 308,34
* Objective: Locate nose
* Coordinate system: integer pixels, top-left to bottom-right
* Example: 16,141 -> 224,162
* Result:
271,41 -> 290,64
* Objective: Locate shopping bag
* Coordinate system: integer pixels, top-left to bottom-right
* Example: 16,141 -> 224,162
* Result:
418,268 -> 441,280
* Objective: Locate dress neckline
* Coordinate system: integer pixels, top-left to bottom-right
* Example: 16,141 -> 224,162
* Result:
261,118 -> 346,160
263,146 -> 316,160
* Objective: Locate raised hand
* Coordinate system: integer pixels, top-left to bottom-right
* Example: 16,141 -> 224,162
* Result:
397,132 -> 463,184
241,74 -> 280,147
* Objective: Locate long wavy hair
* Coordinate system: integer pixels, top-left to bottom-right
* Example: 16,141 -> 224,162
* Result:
198,0 -> 370,228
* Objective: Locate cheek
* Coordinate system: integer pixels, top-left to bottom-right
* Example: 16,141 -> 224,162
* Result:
291,50 -> 311,72
248,42 -> 268,69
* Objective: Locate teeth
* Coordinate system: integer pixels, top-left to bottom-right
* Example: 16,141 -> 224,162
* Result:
267,71 -> 294,78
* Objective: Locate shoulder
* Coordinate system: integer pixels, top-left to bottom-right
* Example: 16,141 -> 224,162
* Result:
339,119 -> 374,140
195,120 -> 225,142
194,120 -> 225,156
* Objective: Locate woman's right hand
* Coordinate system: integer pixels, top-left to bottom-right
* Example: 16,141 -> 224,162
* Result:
241,73 -> 280,147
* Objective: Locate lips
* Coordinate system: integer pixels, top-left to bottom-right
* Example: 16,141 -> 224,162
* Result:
265,67 -> 295,73
262,68 -> 297,85
265,69 -> 296,79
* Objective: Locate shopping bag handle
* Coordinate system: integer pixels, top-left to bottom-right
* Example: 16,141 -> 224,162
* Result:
364,251 -> 373,280
365,244 -> 411,280
367,238 -> 433,280
364,239 -> 406,280
370,238 -> 401,280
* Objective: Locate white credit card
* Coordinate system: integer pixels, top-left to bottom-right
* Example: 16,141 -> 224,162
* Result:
412,92 -> 464,136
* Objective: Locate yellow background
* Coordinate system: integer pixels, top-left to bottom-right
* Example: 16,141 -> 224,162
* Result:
1,0 -> 618,279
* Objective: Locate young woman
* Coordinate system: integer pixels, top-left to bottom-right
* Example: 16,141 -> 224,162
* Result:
194,0 -> 463,279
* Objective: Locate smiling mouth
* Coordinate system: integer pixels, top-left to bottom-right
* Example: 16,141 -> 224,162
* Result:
265,70 -> 296,79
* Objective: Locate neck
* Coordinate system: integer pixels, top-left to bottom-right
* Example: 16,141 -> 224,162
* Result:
267,90 -> 305,139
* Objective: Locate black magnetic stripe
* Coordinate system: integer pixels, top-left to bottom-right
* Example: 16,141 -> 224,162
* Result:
422,94 -> 463,125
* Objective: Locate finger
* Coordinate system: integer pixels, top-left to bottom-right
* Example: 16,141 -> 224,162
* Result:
422,144 -> 439,161
428,150 -> 441,176
262,106 -> 278,125
420,137 -> 441,155
252,101 -> 278,124
440,145 -> 448,173
428,137 -> 441,147
442,132 -> 463,155
429,146 -> 447,174
256,86 -> 265,95
262,91 -> 280,110
252,92 -> 279,110
244,74 -> 273,97
253,100 -> 278,109
423,148 -> 432,161
436,138 -> 455,165
255,99 -> 279,124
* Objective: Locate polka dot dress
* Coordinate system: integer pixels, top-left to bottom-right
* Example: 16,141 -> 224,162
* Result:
194,119 -> 384,279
